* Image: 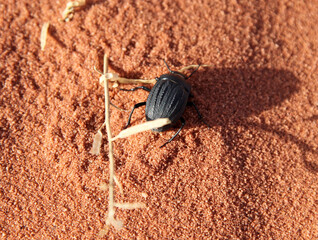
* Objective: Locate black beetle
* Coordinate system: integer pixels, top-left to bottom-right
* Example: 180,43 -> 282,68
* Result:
121,60 -> 209,148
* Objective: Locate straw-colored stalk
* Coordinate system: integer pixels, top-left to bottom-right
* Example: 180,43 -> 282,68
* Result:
100,54 -> 123,230
96,55 -> 151,233
178,64 -> 213,73
96,64 -> 212,88
95,70 -> 156,87
112,118 -> 171,141
60,0 -> 86,22
40,22 -> 50,51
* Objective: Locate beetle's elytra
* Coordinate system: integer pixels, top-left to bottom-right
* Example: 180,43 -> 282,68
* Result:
122,61 -> 209,148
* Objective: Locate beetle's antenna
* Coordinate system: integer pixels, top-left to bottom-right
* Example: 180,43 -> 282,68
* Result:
186,64 -> 201,79
163,60 -> 186,77
163,60 -> 173,73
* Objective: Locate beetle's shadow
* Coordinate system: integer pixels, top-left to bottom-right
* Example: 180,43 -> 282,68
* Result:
186,67 -> 317,237
191,68 -> 298,126
189,67 -> 316,174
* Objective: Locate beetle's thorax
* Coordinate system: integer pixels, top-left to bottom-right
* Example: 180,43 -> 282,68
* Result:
159,73 -> 191,93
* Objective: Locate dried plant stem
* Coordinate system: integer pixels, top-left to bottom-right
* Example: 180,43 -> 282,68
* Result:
114,202 -> 146,209
94,67 -> 156,86
113,175 -> 123,195
178,64 -> 213,73
98,54 -> 145,232
90,123 -> 105,155
100,54 -> 120,228
108,77 -> 156,85
102,75 -> 156,86
40,22 -> 50,51
112,118 -> 171,141
60,0 -> 86,22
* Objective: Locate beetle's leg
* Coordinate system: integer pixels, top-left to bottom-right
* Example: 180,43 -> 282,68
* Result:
120,86 -> 151,92
187,102 -> 210,128
160,117 -> 185,148
125,102 -> 146,128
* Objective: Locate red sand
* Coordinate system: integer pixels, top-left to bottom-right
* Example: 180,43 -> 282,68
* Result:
1,0 -> 317,239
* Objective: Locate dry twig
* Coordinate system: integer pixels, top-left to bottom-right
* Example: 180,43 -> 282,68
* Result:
178,64 -> 213,73
60,0 -> 86,22
94,55 -> 150,233
112,118 -> 171,141
40,22 -> 50,51
93,67 -> 156,88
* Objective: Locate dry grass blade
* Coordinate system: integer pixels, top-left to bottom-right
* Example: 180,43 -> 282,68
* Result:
112,118 -> 171,141
100,55 -> 119,229
99,74 -> 156,86
178,64 -> 213,73
106,216 -> 123,230
40,22 -> 50,51
90,128 -> 103,155
94,54 -> 151,232
114,202 -> 146,209
60,0 -> 86,22
94,65 -> 155,89
113,175 -> 123,195
108,77 -> 156,85
99,176 -> 123,195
